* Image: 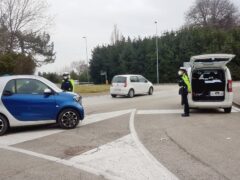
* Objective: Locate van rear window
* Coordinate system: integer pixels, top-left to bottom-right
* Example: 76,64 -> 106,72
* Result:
112,76 -> 126,83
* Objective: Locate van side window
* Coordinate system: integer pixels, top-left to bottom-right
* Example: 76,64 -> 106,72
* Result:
130,76 -> 139,82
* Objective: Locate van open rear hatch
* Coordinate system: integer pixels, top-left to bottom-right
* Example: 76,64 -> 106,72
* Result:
192,69 -> 225,101
190,54 -> 235,68
190,54 -> 235,102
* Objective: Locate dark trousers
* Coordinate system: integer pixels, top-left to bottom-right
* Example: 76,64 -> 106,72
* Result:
182,94 -> 189,115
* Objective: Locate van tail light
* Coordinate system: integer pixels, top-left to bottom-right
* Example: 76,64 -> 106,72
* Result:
227,80 -> 232,92
124,81 -> 127,87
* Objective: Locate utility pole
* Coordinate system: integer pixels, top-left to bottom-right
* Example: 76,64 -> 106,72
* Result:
155,21 -> 159,84
83,36 -> 89,84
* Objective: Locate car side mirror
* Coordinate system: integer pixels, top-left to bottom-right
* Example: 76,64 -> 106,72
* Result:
3,90 -> 13,96
44,88 -> 52,95
145,80 -> 148,83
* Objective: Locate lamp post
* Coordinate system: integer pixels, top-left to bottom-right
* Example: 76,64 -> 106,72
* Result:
155,21 -> 159,84
83,36 -> 89,84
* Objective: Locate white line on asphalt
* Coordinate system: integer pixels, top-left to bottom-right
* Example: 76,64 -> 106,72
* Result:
0,145 -> 123,180
0,129 -> 64,146
129,110 -> 179,180
82,109 -> 134,126
232,106 -> 240,112
137,109 -> 183,115
70,134 -> 173,180
0,110 -> 133,146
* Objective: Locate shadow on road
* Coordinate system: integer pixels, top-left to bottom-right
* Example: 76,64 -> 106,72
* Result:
7,123 -> 59,135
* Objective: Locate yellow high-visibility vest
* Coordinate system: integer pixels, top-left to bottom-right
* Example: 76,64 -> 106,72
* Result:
70,79 -> 75,92
182,74 -> 191,93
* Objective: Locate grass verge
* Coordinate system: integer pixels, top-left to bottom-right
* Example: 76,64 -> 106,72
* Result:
74,84 -> 110,94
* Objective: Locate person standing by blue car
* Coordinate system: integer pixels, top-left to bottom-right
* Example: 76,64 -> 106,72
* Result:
61,72 -> 75,92
178,68 -> 192,117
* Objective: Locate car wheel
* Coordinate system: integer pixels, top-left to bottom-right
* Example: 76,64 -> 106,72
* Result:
148,87 -> 153,95
224,107 -> 232,113
0,115 -> 9,136
58,108 -> 80,129
128,89 -> 134,98
111,94 -> 117,98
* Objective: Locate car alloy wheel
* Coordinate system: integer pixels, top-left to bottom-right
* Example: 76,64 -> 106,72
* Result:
0,115 -> 9,136
58,109 -> 80,129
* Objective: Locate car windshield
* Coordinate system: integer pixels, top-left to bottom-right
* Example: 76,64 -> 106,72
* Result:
112,76 -> 126,83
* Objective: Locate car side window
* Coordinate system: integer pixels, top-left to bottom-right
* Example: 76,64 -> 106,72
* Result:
3,80 -> 16,95
16,79 -> 49,95
130,76 -> 139,82
139,76 -> 147,83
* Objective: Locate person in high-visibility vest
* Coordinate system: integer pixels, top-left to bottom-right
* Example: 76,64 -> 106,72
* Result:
178,68 -> 191,117
61,72 -> 75,92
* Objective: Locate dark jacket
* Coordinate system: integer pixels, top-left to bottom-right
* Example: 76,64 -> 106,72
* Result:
61,79 -> 73,92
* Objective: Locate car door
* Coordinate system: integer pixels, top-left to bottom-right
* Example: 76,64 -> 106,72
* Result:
1,78 -> 57,121
138,75 -> 149,93
130,76 -> 141,94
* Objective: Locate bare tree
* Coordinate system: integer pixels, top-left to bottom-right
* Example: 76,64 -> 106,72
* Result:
0,0 -> 55,66
71,60 -> 88,75
0,0 -> 51,50
185,0 -> 240,28
110,24 -> 123,45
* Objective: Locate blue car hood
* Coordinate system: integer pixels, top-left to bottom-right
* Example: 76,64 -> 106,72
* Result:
58,92 -> 78,98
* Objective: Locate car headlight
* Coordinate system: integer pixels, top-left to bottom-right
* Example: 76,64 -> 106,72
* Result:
73,95 -> 82,105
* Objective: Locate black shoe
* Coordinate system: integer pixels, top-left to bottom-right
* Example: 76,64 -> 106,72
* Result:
181,113 -> 189,117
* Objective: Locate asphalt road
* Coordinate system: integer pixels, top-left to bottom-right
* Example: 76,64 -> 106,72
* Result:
1,84 -> 240,180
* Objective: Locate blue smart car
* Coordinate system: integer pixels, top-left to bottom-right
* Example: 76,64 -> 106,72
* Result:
0,75 -> 84,135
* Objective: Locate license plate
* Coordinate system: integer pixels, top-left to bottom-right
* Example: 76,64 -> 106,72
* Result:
210,91 -> 224,96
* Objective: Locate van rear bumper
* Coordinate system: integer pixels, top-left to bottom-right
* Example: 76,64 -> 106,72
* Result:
189,93 -> 233,108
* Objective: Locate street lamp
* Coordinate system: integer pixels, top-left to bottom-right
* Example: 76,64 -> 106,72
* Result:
82,36 -> 89,84
155,21 -> 159,84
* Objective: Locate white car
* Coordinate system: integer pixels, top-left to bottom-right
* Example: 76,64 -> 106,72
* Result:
187,54 -> 235,113
110,75 -> 153,98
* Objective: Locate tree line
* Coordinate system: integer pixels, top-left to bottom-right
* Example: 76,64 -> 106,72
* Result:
90,27 -> 240,84
90,0 -> 240,84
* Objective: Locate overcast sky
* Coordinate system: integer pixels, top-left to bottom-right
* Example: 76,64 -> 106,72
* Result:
37,0 -> 240,73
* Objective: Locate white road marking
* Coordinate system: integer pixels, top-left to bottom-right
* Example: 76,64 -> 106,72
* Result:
82,109 -> 134,126
0,145 -> 123,180
137,109 -> 183,115
129,110 -> 179,180
0,110 -> 133,146
232,106 -> 240,112
70,134 -> 176,180
0,129 -> 64,146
